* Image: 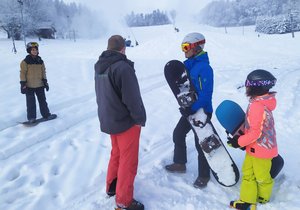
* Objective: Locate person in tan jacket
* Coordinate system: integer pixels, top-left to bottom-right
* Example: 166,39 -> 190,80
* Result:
20,42 -> 52,123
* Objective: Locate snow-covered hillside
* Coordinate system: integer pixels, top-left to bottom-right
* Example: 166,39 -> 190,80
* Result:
0,24 -> 300,210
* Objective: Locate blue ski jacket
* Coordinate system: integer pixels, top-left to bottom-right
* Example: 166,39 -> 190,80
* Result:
184,51 -> 213,114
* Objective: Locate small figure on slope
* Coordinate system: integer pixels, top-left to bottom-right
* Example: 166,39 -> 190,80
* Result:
20,42 -> 54,124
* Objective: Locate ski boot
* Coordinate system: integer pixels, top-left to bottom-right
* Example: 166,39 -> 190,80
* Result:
115,199 -> 144,210
165,163 -> 186,173
230,200 -> 256,210
193,176 -> 210,189
107,178 -> 117,197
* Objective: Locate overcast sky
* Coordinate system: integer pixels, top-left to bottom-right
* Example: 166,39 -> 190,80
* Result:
63,0 -> 212,15
62,0 -> 213,37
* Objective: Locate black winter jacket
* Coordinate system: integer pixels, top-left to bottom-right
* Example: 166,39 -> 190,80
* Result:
94,50 -> 146,134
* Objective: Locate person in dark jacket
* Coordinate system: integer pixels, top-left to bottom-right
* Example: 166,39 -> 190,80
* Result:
20,42 -> 52,123
165,32 -> 213,189
94,35 -> 146,210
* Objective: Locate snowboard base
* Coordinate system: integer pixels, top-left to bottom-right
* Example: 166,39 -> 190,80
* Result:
21,114 -> 57,127
200,134 -> 222,154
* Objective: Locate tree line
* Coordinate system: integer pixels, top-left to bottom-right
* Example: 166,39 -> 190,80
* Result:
199,0 -> 300,34
125,9 -> 171,27
0,0 -> 100,40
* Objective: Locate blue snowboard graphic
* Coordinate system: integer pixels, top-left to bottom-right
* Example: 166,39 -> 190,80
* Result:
215,100 -> 284,178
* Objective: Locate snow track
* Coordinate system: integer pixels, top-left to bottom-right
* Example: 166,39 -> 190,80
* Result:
1,25 -> 300,210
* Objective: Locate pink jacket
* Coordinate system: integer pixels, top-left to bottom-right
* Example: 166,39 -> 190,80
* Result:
238,93 -> 278,159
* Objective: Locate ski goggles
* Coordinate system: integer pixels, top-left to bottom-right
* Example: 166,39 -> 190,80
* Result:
181,40 -> 205,52
28,42 -> 39,48
245,79 -> 277,87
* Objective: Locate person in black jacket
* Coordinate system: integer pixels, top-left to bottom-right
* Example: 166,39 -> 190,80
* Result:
94,35 -> 146,210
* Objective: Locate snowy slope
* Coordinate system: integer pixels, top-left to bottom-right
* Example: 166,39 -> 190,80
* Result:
0,24 -> 300,210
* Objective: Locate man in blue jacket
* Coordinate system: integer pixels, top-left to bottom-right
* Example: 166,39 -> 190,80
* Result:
165,32 -> 214,189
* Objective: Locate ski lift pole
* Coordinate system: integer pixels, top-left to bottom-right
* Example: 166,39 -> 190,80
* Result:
12,38 -> 17,54
9,25 -> 17,54
17,0 -> 26,48
12,36 -> 17,54
129,27 -> 138,46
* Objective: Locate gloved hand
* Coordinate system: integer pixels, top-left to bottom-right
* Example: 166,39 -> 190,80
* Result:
20,81 -> 27,94
42,79 -> 49,91
179,106 -> 196,118
227,135 -> 240,148
193,111 -> 212,128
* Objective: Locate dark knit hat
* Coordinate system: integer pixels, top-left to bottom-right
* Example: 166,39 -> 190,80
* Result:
107,35 -> 125,51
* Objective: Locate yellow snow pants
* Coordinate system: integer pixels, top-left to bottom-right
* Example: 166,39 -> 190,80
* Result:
240,153 -> 274,204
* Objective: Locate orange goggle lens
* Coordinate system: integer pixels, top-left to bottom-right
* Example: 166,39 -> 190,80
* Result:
181,40 -> 205,52
181,43 -> 192,52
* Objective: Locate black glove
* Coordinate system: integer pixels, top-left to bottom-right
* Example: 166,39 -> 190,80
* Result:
227,135 -> 240,148
20,81 -> 27,94
193,111 -> 212,128
179,106 -> 196,118
42,79 -> 49,91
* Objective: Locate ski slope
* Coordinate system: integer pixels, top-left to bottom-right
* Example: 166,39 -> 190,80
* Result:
0,23 -> 300,210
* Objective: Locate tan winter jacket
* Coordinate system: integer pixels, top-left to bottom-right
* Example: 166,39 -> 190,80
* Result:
20,55 -> 47,88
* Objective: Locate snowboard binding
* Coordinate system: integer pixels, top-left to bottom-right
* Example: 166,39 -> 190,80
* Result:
200,134 -> 222,153
177,91 -> 196,107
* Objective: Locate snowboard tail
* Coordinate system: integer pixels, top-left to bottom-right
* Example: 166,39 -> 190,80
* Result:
21,114 -> 57,127
216,100 -> 245,137
164,60 -> 239,187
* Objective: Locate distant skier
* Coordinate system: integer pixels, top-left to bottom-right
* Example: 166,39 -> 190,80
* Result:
124,37 -> 132,47
227,70 -> 278,210
20,42 -> 53,124
164,32 -> 214,188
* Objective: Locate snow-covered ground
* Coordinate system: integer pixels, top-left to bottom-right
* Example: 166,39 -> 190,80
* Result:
0,24 -> 300,210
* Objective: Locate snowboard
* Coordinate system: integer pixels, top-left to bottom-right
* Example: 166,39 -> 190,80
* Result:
215,100 -> 284,178
164,60 -> 240,187
21,114 -> 57,127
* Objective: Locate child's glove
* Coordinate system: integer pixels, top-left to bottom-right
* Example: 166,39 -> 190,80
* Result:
20,81 -> 27,94
227,135 -> 240,148
42,79 -> 49,91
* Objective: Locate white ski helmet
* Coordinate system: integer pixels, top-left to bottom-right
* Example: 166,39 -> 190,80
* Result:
182,32 -> 205,50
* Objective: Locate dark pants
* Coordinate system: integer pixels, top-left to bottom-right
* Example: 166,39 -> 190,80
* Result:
25,87 -> 50,120
173,116 -> 210,178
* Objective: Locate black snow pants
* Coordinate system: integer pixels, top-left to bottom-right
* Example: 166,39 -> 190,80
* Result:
173,116 -> 210,178
25,87 -> 50,120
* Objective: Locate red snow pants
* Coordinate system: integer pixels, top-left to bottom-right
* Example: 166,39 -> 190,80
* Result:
106,125 -> 141,207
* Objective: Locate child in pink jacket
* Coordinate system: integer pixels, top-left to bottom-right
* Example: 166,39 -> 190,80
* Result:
227,69 -> 278,210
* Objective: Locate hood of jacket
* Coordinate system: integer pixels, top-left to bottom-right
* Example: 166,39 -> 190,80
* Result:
95,50 -> 134,74
250,92 -> 277,111
24,55 -> 44,65
184,51 -> 210,70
